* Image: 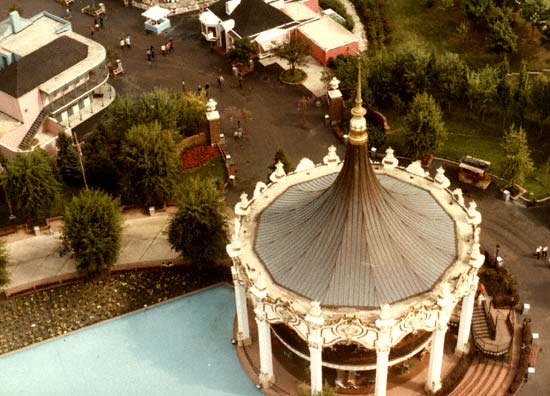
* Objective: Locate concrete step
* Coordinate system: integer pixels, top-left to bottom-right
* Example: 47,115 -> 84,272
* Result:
487,362 -> 511,396
453,359 -> 490,396
476,360 -> 503,395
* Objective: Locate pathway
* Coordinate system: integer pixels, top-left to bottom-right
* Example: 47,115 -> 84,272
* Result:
338,0 -> 368,51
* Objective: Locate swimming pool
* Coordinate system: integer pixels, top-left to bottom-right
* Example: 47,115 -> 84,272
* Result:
0,285 -> 262,396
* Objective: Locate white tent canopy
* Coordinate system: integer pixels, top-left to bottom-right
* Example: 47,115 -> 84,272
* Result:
255,28 -> 287,51
142,6 -> 170,20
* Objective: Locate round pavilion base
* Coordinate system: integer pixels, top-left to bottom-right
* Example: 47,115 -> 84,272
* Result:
233,314 -> 462,396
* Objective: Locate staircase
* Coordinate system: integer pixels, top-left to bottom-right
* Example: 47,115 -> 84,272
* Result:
472,303 -> 492,339
18,108 -> 49,150
448,358 -> 511,396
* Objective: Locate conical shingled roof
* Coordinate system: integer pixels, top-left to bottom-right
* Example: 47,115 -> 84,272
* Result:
254,77 -> 457,308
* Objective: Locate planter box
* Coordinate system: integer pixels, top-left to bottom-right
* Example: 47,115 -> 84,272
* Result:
501,184 -> 527,201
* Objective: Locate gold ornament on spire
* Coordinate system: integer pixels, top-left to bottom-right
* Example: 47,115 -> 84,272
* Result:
348,59 -> 368,145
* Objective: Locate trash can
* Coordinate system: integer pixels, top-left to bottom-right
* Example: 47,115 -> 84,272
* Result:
522,303 -> 531,315
503,189 -> 510,201
34,226 -> 41,236
149,206 -> 155,216
324,114 -> 330,126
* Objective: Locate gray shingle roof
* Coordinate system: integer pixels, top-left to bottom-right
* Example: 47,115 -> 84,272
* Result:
0,36 -> 87,98
255,144 -> 457,308
208,0 -> 294,38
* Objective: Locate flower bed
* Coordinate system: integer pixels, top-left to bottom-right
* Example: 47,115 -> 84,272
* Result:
181,145 -> 219,170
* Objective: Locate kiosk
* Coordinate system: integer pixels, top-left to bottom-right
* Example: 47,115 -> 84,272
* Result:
142,6 -> 171,34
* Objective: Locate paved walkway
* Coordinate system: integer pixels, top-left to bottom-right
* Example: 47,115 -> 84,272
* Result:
4,212 -> 178,296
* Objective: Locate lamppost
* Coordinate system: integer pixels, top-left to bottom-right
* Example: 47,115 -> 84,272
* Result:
71,131 -> 89,191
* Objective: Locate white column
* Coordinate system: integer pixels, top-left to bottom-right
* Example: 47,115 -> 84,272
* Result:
305,301 -> 325,396
426,324 -> 447,393
455,275 -> 479,355
426,284 -> 454,394
231,266 -> 251,345
374,342 -> 390,396
308,340 -> 323,395
255,307 -> 274,388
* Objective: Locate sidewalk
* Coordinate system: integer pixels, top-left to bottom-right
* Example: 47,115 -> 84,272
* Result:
4,213 -> 179,296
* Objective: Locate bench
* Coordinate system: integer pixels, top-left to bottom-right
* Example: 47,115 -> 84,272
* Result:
528,345 -> 539,368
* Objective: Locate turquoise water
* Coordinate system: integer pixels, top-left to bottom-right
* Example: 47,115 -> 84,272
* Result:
0,285 -> 263,396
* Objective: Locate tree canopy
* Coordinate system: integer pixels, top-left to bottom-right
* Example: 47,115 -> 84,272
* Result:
168,177 -> 228,265
228,38 -> 257,65
500,125 -> 534,186
64,189 -> 123,275
404,92 -> 447,159
273,35 -> 311,76
1,149 -> 61,223
119,121 -> 180,207
56,132 -> 83,187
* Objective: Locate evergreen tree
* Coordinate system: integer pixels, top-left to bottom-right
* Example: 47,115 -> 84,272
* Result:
268,148 -> 293,176
56,132 -> 82,186
404,93 -> 447,159
486,8 -> 518,57
0,240 -> 10,289
520,0 -> 546,41
1,149 -> 61,223
500,125 -> 534,186
529,75 -> 550,134
168,177 -> 228,266
64,189 -> 123,276
119,121 -> 180,207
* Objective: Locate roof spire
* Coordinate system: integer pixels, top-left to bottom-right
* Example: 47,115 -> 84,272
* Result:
348,58 -> 368,145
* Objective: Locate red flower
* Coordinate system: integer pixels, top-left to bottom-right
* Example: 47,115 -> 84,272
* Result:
181,145 -> 219,170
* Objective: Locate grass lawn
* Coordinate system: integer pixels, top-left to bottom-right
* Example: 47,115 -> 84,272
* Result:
180,155 -> 227,186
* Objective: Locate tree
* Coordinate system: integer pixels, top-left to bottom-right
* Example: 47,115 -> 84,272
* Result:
1,149 -> 61,223
404,92 -> 447,159
228,38 -> 257,65
462,0 -> 493,24
168,177 -> 228,265
56,132 -> 83,186
273,35 -> 311,77
0,240 -> 10,289
466,66 -> 499,121
520,0 -> 546,41
496,61 -> 514,127
83,121 -> 121,193
64,189 -> 122,275
529,75 -> 550,133
119,121 -> 180,207
500,125 -> 534,186
486,8 -> 518,57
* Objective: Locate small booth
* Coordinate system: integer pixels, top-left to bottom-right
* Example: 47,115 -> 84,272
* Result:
142,6 -> 171,34
458,155 -> 492,189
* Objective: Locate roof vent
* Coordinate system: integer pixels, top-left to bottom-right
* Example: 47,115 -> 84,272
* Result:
9,11 -> 25,34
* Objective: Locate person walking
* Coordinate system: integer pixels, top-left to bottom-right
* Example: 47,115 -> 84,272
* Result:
125,35 -> 131,49
238,74 -> 243,89
99,15 -> 104,28
197,84 -> 202,94
161,44 -> 166,56
536,245 -> 542,260
120,38 -> 125,50
150,45 -> 155,60
204,83 -> 210,97
66,7 -> 72,19
217,74 -> 224,88
543,246 -> 548,259
181,80 -> 186,93
89,25 -> 95,37
93,18 -> 98,29
168,38 -> 174,52
146,48 -> 152,63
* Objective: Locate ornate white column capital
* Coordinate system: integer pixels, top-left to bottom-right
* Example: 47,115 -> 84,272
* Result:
382,147 -> 398,169
467,200 -> 482,225
434,167 -> 450,189
250,273 -> 267,300
305,301 -> 325,327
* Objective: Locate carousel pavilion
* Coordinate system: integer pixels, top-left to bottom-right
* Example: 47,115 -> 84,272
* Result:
226,74 -> 485,396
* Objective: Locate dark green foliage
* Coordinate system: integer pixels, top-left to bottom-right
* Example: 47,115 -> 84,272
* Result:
500,125 -> 534,186
479,265 -> 519,307
462,0 -> 493,24
319,0 -> 355,30
0,240 -> 10,288
273,35 -> 311,76
367,124 -> 386,149
486,8 -> 518,56
228,38 -> 257,65
64,189 -> 122,276
168,177 -> 228,265
529,75 -> 550,133
56,132 -> 83,187
404,93 -> 447,159
119,121 -> 180,207
352,0 -> 391,51
83,121 -> 120,193
466,66 -> 500,121
541,25 -> 550,51
520,0 -> 546,40
269,149 -> 293,175
496,62 -> 514,126
2,149 -> 61,223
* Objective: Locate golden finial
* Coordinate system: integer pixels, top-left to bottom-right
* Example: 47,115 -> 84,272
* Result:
348,57 -> 368,145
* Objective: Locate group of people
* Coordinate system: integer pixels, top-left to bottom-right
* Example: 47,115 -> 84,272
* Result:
89,15 -> 105,37
145,39 -> 174,64
534,245 -> 548,260
119,35 -> 132,49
